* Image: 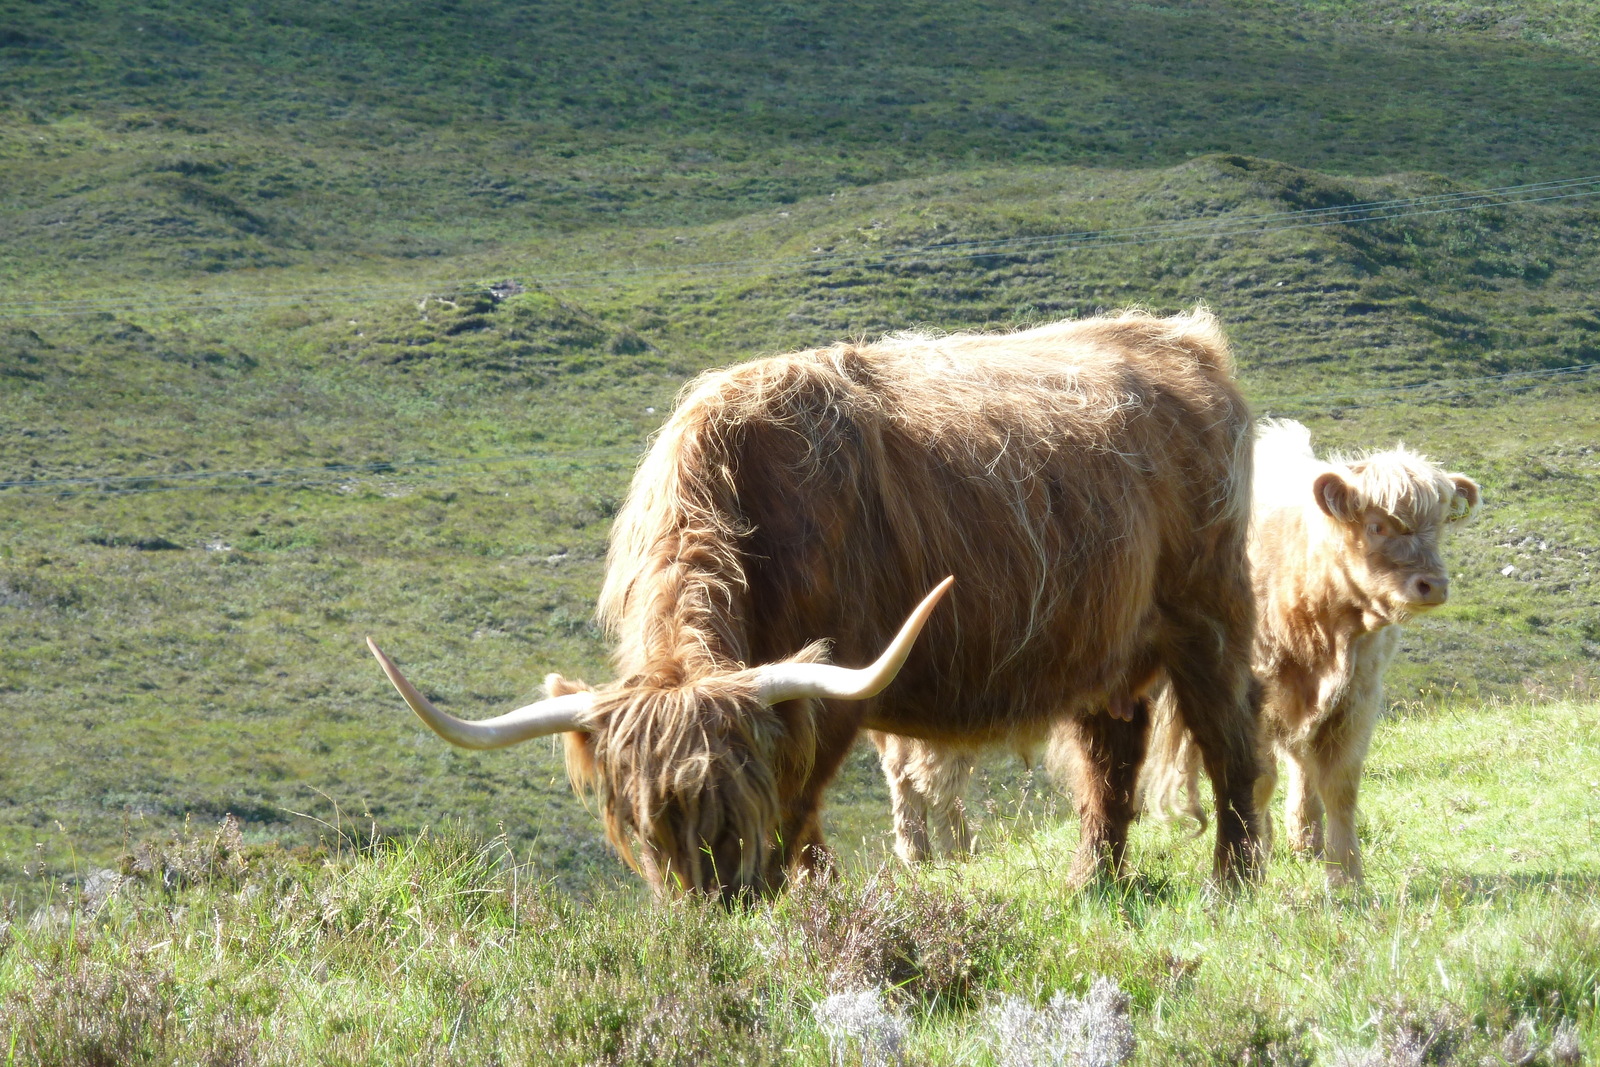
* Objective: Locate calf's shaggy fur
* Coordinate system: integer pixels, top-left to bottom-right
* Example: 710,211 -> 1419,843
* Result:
1140,420 -> 1480,884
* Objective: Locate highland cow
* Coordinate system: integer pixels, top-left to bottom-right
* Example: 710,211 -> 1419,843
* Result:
368,309 -> 1263,899
1140,419 -> 1481,884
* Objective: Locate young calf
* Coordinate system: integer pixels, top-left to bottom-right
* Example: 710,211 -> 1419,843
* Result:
871,677 -> 1157,868
1143,419 -> 1480,884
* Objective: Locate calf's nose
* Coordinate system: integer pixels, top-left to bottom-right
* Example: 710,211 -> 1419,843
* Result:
1406,573 -> 1448,606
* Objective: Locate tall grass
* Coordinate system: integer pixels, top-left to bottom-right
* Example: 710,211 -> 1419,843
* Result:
2,701 -> 1595,1063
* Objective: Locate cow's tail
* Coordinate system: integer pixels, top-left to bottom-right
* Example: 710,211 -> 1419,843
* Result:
1135,685 -> 1207,832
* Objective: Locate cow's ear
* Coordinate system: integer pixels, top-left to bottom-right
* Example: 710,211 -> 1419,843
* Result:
545,672 -> 601,785
1312,471 -> 1361,523
1447,474 -> 1481,523
544,672 -> 591,698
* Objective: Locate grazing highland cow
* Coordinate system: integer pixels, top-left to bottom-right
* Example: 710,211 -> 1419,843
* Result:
1140,419 -> 1481,884
368,309 -> 1263,899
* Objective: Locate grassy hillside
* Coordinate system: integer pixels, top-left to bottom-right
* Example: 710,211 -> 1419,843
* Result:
2,0 -> 1599,937
4,701 -> 1597,1063
5,0 -> 1600,281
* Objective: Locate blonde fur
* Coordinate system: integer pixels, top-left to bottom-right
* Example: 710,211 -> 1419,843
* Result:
1138,419 -> 1481,884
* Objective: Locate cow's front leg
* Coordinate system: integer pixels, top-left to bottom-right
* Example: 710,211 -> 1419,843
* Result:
1061,702 -> 1151,887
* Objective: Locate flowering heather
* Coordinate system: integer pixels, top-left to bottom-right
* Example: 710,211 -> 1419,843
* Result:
989,976 -> 1136,1067
812,988 -> 909,1067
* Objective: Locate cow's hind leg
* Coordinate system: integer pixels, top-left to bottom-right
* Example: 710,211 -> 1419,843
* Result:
1060,700 -> 1151,887
1166,654 -> 1264,884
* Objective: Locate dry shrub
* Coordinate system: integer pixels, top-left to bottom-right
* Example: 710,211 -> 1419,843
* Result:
1163,1005 -> 1314,1067
122,814 -> 250,892
1376,1004 -> 1471,1066
776,866 -> 1017,1007
812,989 -> 909,1067
0,945 -> 176,1066
0,932 -> 260,1067
608,990 -> 773,1066
988,977 -> 1137,1067
1331,1001 -> 1587,1067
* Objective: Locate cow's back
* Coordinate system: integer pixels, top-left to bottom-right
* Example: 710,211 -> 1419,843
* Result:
651,309 -> 1253,744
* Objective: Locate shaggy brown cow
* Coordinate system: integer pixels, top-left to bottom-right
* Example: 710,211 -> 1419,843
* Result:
367,309 -> 1263,899
1141,419 -> 1480,884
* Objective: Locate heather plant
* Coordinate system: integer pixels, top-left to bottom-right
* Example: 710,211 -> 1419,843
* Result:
2,700 -> 1596,1064
774,863 -> 1019,1008
813,989 -> 910,1067
988,977 -> 1136,1067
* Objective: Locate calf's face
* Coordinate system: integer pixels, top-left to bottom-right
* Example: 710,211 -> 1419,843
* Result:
1313,467 -> 1481,623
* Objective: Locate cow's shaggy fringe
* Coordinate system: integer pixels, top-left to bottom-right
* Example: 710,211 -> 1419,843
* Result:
1253,418 -> 1480,530
564,307 -> 1259,894
988,977 -> 1137,1067
562,671 -> 818,892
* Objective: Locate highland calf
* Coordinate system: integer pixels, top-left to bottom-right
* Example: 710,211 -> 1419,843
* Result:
1141,419 -> 1481,884
368,309 -> 1263,899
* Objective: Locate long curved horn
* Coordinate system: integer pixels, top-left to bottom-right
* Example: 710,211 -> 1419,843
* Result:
753,576 -> 954,705
366,637 -> 593,749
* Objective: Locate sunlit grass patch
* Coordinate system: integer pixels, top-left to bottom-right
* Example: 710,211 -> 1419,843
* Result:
2,701 -> 1596,1063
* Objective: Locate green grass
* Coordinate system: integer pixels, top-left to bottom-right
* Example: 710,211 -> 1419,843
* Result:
4,0 -> 1600,283
2,0 -> 1600,1055
3,700 -> 1596,1064
4,155 -> 1597,888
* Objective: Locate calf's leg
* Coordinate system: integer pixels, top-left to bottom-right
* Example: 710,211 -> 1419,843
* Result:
872,732 -> 975,863
1319,756 -> 1363,886
1251,753 -> 1280,856
1282,749 -> 1325,858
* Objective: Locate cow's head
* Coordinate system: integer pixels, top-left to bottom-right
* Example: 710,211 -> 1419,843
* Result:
1312,451 -> 1480,623
366,578 -> 952,900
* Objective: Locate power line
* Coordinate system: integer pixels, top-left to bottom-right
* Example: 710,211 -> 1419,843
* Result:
2,174 -> 1597,320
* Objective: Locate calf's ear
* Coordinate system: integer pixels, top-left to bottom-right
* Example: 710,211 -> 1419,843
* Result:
1312,471 -> 1362,523
1447,474 -> 1481,522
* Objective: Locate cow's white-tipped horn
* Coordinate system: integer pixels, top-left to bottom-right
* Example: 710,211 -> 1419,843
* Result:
754,576 -> 954,705
367,637 -> 593,749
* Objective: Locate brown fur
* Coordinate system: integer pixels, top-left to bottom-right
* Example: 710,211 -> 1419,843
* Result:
547,308 -> 1261,897
1139,419 -> 1481,884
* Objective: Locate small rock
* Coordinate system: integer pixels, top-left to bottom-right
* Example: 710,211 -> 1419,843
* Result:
82,867 -> 124,916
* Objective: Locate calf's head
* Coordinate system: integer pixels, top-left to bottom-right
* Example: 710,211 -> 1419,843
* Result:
1312,450 -> 1480,622
366,578 -> 952,899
